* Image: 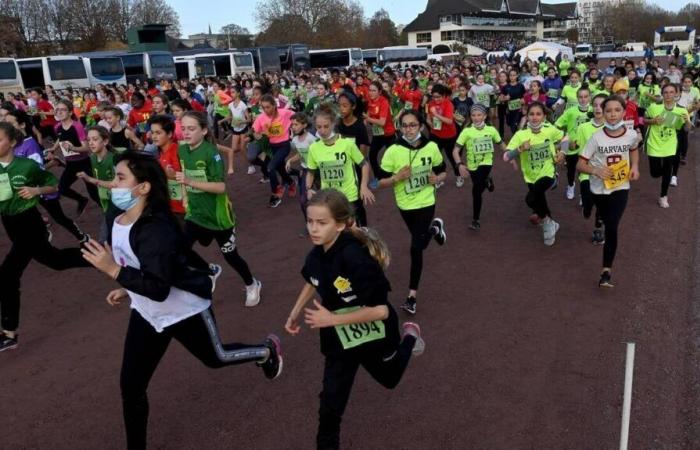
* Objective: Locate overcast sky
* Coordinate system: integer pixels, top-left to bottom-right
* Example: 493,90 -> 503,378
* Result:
171,0 -> 695,36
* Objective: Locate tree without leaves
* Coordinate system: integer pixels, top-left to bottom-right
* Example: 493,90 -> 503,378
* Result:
256,14 -> 313,46
364,9 -> 400,48
220,23 -> 250,36
128,0 -> 182,38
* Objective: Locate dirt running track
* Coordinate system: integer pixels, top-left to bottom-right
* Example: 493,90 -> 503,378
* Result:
2,134 -> 700,449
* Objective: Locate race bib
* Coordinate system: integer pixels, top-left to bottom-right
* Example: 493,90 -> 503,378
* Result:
98,185 -> 110,201
113,147 -> 127,154
477,93 -> 490,104
297,147 -> 309,164
508,99 -> 522,111
372,124 -> 385,136
268,121 -> 284,138
0,173 -> 12,201
471,136 -> 494,154
604,159 -> 629,190
404,101 -> 414,110
167,179 -> 183,200
547,88 -> 559,99
184,168 -> 207,193
404,164 -> 431,194
333,306 -> 386,350
432,116 -> 442,131
528,142 -> 551,172
662,111 -> 679,129
320,159 -> 345,187
624,120 -> 635,131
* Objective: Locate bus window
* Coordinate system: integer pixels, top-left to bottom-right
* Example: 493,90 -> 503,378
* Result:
195,59 -> 215,77
150,54 -> 174,69
121,54 -> 144,77
90,58 -> 123,78
48,59 -> 87,81
351,49 -> 363,64
233,54 -> 253,68
0,61 -> 17,80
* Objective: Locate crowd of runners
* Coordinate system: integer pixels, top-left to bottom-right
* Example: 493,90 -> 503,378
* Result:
0,50 -> 697,449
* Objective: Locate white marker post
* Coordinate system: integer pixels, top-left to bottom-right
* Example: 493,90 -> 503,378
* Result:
619,342 -> 636,450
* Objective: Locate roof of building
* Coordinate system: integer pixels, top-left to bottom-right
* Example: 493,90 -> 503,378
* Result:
404,0 -> 575,32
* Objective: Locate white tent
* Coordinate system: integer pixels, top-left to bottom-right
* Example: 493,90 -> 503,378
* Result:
515,42 -> 574,61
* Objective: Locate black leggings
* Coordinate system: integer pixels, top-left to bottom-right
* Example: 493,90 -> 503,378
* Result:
506,110 -> 522,136
565,154 -> 578,187
121,308 -> 269,450
352,199 -> 368,227
648,155 -> 674,197
59,158 -> 100,205
0,207 -> 90,331
673,129 -> 689,176
526,177 -> 554,219
213,113 -> 230,140
469,165 -> 492,221
39,197 -> 85,240
184,221 -> 254,286
497,104 -> 507,137
399,205 -> 436,291
368,135 -> 394,179
317,335 -> 416,450
580,180 -> 602,226
593,190 -> 628,268
430,134 -> 459,176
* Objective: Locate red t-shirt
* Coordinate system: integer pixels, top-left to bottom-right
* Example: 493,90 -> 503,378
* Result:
37,100 -> 55,127
624,101 -> 642,128
158,142 -> 185,214
428,98 -> 457,139
190,99 -> 205,112
401,89 -> 423,110
127,101 -> 153,132
355,84 -> 369,104
366,96 -> 395,137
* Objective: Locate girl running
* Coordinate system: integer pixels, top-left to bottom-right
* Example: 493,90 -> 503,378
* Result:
427,84 -> 459,187
643,84 -> 691,208
337,91 -> 370,157
578,95 -> 640,287
379,109 -> 447,315
504,102 -> 566,246
0,122 -> 90,352
80,151 -> 282,449
306,106 -> 374,227
453,104 -> 505,230
285,113 -> 317,227
226,86 -> 250,175
148,115 -> 186,218
365,81 -> 396,186
554,86 -> 591,200
501,69 -> 526,136
104,107 -> 143,153
176,111 -> 263,307
285,189 -> 424,450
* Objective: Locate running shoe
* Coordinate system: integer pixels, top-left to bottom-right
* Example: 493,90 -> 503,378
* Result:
486,176 -> 495,192
578,195 -> 583,207
542,218 -> 559,246
592,228 -> 605,245
680,156 -> 687,166
247,166 -> 256,175
209,264 -> 222,293
79,233 -> 91,246
275,185 -> 284,197
566,184 -> 575,200
269,195 -> 282,208
455,176 -> 465,188
670,176 -> 678,187
76,197 -> 89,218
369,178 -> 379,190
430,218 -> 446,245
287,183 -> 297,198
259,177 -> 270,184
0,332 -> 18,352
598,270 -> 614,288
47,229 -> 53,243
402,322 -> 425,356
401,296 -> 417,315
550,172 -> 559,190
658,196 -> 670,208
245,279 -> 262,307
257,334 -> 283,380
469,220 -> 480,231
529,213 -> 541,226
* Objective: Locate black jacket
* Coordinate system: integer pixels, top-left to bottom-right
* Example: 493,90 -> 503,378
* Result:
112,210 -> 212,302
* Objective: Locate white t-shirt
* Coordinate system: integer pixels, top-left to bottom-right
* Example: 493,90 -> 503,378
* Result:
111,220 -> 211,332
291,132 -> 318,169
228,100 -> 249,132
581,128 -> 639,195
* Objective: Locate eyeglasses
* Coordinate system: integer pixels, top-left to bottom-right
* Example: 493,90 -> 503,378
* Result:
401,123 -> 420,129
55,108 -> 69,112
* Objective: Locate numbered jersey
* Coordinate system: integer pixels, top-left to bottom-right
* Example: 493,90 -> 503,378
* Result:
581,128 -> 639,195
380,141 -> 444,211
301,232 -> 399,356
506,124 -> 565,184
456,125 -> 502,171
645,103 -> 689,157
307,138 -> 365,202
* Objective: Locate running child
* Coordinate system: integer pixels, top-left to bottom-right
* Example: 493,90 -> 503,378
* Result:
554,85 -> 591,200
104,107 -> 143,153
285,113 -> 317,228
285,189 -> 424,449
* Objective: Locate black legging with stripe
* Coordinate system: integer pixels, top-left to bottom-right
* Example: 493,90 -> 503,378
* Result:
121,308 -> 270,450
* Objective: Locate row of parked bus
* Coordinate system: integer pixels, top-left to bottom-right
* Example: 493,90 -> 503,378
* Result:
0,45 -> 433,95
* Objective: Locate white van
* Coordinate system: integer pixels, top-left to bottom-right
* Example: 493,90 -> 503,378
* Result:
574,44 -> 592,58
17,56 -> 90,90
0,58 -> 24,95
174,56 -> 217,80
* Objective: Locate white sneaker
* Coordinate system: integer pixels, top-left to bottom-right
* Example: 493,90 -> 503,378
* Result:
435,180 -> 445,190
209,264 -> 222,293
247,166 -> 256,175
245,279 -> 262,307
658,196 -> 670,208
542,217 -> 560,246
455,176 -> 465,188
670,176 -> 677,187
566,184 -> 575,200
402,322 -> 425,356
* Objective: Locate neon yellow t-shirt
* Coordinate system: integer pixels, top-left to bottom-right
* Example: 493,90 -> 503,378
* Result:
575,120 -> 606,182
455,125 -> 502,171
637,84 -> 660,109
560,84 -> 581,110
380,141 -> 444,211
645,103 -> 689,157
506,124 -> 564,183
554,105 -> 591,154
307,137 -> 365,202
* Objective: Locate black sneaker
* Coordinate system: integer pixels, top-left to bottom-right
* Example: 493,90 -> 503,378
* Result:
592,228 -> 605,245
598,270 -> 614,288
209,264 -> 222,293
0,332 -> 18,352
76,197 -> 89,218
269,195 -> 282,208
486,176 -> 495,192
431,218 -> 446,245
401,296 -> 417,315
550,172 -> 559,190
680,156 -> 687,166
469,220 -> 480,231
258,334 -> 283,380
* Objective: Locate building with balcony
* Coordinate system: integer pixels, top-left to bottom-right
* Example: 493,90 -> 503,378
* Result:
405,0 -> 577,53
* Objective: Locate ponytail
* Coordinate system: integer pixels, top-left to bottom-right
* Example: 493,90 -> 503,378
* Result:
348,226 -> 391,270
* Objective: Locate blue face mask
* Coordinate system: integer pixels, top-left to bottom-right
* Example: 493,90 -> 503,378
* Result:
111,185 -> 141,211
604,121 -> 625,131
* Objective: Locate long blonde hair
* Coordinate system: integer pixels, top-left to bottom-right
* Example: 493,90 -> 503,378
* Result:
308,189 -> 390,269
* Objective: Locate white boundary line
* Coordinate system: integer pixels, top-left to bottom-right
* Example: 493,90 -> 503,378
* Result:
619,342 -> 636,450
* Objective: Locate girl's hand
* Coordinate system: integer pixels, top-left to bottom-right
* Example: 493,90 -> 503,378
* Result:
519,140 -> 531,152
458,164 -> 469,178
428,172 -> 439,185
306,188 -> 316,200
81,239 -> 121,279
360,186 -> 375,205
652,116 -> 664,125
629,166 -> 640,181
554,151 -> 565,164
510,159 -> 519,171
395,165 -> 412,181
175,171 -> 189,186
285,314 -> 302,335
106,288 -> 128,306
304,299 -> 335,329
595,166 -> 613,179
17,186 -> 40,199
285,160 -> 292,173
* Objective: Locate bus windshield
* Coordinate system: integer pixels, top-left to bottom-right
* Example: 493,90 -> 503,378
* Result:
351,49 -> 363,62
48,60 -> 87,80
90,58 -> 123,77
0,61 -> 17,80
233,54 -> 253,67
150,54 -> 174,69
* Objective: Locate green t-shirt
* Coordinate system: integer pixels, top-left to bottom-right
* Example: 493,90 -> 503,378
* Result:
637,84 -> 660,109
307,137 -> 365,202
559,60 -> 571,77
380,141 -> 444,211
560,84 -> 581,110
213,93 -> 230,118
554,105 -> 591,154
0,157 -> 57,216
506,124 -> 564,183
576,63 -> 587,75
575,120 -> 605,182
455,125 -> 502,171
90,151 -> 115,211
178,141 -> 236,230
645,103 -> 688,157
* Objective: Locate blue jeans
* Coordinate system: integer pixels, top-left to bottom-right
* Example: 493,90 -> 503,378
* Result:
267,141 -> 293,194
